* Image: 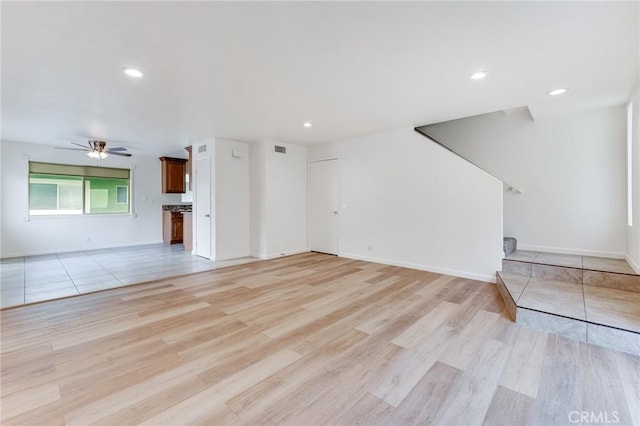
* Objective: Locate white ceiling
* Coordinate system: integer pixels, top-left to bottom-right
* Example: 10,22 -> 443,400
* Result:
2,1 -> 638,155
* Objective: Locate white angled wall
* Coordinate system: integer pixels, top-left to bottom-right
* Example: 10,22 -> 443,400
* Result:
249,140 -> 308,259
425,105 -> 628,258
215,138 -> 250,260
309,127 -> 503,282
0,140 -> 184,258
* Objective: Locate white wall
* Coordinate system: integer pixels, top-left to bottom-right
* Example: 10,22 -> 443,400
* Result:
249,142 -> 267,257
0,140 -> 183,258
249,140 -> 308,259
627,88 -> 640,272
309,127 -> 503,282
215,138 -> 250,260
425,106 -> 628,258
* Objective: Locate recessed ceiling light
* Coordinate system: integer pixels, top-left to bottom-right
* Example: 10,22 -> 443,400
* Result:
469,71 -> 488,80
547,88 -> 568,96
303,122 -> 312,128
123,67 -> 143,78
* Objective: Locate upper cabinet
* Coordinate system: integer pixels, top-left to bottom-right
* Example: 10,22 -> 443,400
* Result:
159,157 -> 187,193
185,146 -> 193,191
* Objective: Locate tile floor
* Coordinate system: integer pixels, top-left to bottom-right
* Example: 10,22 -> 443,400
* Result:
0,244 -> 259,309
583,285 -> 640,333
505,250 -> 638,275
498,272 -> 640,353
517,277 -> 586,321
505,275 -> 640,333
500,251 -> 640,335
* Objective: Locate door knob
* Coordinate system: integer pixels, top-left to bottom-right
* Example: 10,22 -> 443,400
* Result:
333,211 -> 338,214
205,214 -> 210,218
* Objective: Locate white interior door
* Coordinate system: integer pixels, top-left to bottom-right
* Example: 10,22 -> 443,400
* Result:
195,157 -> 212,259
309,159 -> 339,255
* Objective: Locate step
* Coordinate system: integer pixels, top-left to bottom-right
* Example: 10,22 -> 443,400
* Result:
496,251 -> 639,355
502,251 -> 640,292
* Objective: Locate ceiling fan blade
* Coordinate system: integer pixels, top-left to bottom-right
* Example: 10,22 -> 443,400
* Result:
109,151 -> 132,157
55,147 -> 90,151
70,142 -> 89,149
107,147 -> 128,151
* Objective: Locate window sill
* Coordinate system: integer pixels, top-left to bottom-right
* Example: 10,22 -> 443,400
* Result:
27,213 -> 133,220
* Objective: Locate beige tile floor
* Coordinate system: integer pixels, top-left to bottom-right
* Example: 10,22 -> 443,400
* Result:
533,252 -> 583,269
583,256 -> 637,274
498,272 -> 530,301
583,285 -> 640,333
517,277 -> 586,321
506,250 -> 637,275
500,258 -> 640,333
0,244 -> 260,309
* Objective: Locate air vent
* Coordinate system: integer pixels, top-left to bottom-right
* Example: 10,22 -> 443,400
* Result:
274,145 -> 286,154
198,145 -> 207,153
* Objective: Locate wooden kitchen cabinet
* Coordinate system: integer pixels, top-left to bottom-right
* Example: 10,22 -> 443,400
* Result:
159,157 -> 187,193
162,211 -> 184,244
182,212 -> 193,252
185,146 -> 193,191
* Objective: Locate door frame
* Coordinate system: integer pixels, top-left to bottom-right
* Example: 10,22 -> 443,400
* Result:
307,157 -> 340,256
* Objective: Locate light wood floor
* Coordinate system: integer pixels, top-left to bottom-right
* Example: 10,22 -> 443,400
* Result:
1,253 -> 638,425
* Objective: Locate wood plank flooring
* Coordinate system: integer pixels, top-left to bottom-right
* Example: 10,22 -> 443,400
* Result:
1,252 -> 638,425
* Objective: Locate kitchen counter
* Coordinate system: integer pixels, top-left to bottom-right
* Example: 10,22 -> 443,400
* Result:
162,204 -> 192,213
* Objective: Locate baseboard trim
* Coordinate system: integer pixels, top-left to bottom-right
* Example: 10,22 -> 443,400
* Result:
0,240 -> 165,259
518,244 -> 626,259
215,253 -> 251,261
339,252 -> 496,283
256,248 -> 311,260
625,254 -> 640,274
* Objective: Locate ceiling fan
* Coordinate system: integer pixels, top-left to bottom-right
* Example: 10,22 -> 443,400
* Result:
55,140 -> 132,158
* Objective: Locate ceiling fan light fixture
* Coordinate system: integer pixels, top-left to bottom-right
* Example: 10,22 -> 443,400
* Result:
87,150 -> 108,159
56,140 -> 130,158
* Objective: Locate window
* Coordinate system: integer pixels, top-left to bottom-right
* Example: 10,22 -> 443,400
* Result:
116,186 -> 129,204
84,177 -> 130,214
29,162 -> 130,216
